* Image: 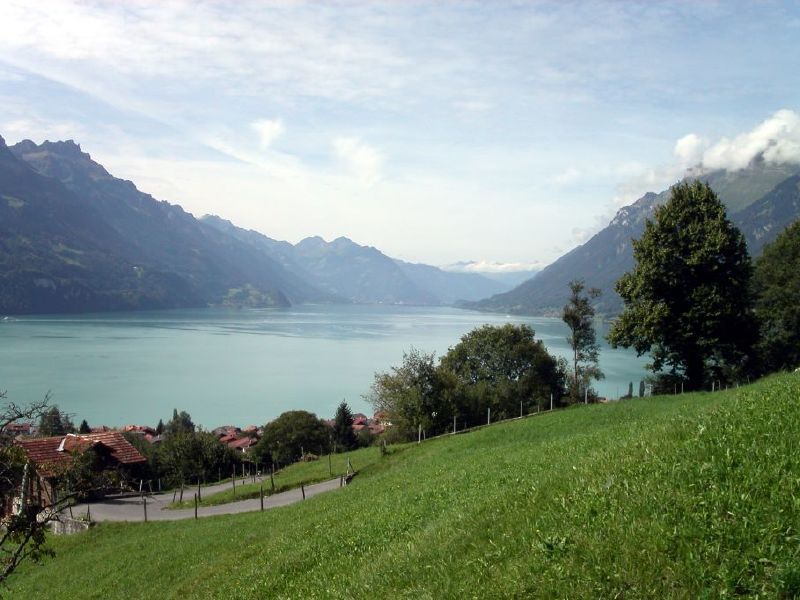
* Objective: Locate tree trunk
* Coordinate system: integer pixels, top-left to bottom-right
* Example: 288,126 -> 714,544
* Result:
685,354 -> 704,391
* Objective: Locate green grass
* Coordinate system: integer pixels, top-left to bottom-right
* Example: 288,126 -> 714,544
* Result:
9,372 -> 800,598
169,445 -> 401,508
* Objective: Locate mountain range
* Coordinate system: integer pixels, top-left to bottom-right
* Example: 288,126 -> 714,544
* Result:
0,135 -> 508,315
469,158 -> 800,315
5,134 -> 796,318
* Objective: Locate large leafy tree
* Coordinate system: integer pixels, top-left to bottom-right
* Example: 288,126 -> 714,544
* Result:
608,180 -> 757,389
156,431 -> 236,485
753,220 -> 800,372
562,280 -> 603,402
332,401 -> 357,451
441,324 -> 565,422
252,411 -> 331,466
367,348 -> 452,440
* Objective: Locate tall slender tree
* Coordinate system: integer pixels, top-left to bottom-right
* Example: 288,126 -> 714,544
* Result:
332,400 -> 358,451
562,280 -> 604,402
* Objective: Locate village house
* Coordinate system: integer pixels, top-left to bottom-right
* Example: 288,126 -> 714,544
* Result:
10,432 -> 146,514
1,422 -> 36,437
227,436 -> 257,452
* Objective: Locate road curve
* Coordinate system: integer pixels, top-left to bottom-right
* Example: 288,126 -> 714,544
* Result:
68,478 -> 343,522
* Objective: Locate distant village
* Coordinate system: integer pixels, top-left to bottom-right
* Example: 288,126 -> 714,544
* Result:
2,406 -> 391,520
3,410 -> 389,453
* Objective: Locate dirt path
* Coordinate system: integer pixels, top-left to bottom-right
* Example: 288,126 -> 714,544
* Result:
68,478 -> 343,522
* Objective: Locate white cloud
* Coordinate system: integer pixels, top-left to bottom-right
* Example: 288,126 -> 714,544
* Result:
550,166 -> 582,186
577,109 -> 800,246
454,99 -> 492,113
700,109 -> 800,170
333,137 -> 384,185
673,133 -> 707,166
0,0 -> 410,111
251,118 -> 284,148
200,133 -> 304,181
442,260 -> 543,274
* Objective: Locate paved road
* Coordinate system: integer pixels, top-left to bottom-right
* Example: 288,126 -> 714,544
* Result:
68,478 -> 343,522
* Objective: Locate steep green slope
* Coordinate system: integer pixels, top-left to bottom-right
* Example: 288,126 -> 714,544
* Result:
736,174 -> 800,255
0,137 -> 202,314
10,372 -> 800,598
9,139 -> 327,308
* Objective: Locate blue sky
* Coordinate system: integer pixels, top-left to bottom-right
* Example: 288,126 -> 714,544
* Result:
1,1 -> 799,271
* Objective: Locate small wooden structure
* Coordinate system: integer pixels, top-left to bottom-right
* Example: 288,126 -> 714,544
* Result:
11,432 -> 146,512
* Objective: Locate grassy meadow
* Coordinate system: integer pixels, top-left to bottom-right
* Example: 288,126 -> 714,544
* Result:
9,372 -> 800,598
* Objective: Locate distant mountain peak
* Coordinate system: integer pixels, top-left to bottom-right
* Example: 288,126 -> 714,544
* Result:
40,139 -> 88,159
297,235 -> 324,245
201,214 -> 234,227
332,236 -> 354,244
12,139 -> 38,153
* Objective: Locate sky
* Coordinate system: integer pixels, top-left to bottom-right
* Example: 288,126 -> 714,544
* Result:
0,1 -> 799,272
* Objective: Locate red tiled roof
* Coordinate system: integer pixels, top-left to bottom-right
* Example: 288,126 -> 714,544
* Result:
123,425 -> 155,435
16,432 -> 146,476
2,422 -> 34,433
228,437 -> 256,450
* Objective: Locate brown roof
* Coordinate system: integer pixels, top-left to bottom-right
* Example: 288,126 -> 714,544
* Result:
228,437 -> 257,450
16,432 -> 146,476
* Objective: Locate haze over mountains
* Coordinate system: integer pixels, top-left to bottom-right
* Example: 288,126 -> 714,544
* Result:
470,158 -> 800,315
3,134 -> 799,318
0,135 -> 509,315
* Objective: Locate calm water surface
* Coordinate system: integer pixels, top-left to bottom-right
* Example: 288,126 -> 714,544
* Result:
0,305 -> 648,428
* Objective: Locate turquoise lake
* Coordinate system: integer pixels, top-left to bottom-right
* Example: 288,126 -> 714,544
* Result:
0,305 -> 649,428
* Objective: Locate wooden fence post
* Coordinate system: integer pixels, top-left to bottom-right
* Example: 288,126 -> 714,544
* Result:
260,483 -> 264,511
194,493 -> 198,520
143,494 -> 147,522
301,484 -> 305,500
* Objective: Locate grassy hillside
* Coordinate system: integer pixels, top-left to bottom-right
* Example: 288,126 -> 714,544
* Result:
10,373 -> 800,598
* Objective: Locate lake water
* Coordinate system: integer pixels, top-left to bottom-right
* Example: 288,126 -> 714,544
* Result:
0,305 -> 649,428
